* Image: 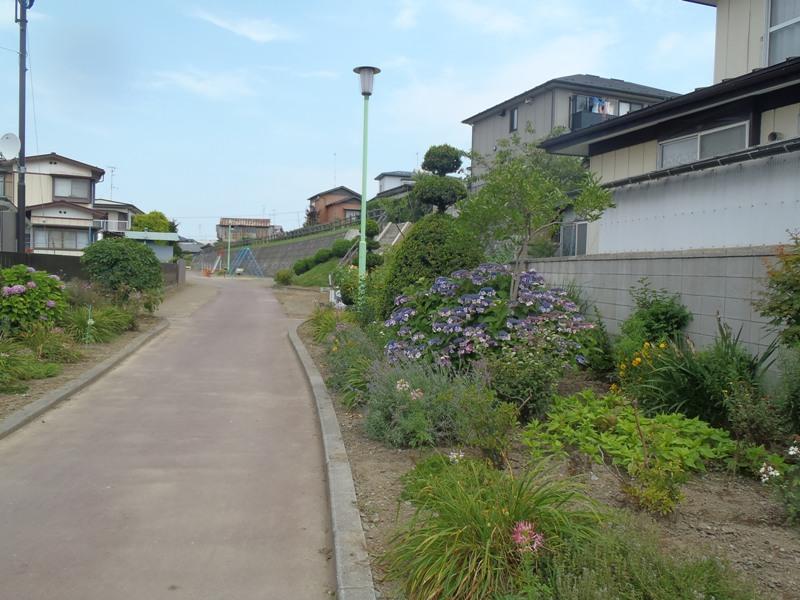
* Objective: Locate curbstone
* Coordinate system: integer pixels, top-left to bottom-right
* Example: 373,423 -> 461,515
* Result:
288,324 -> 377,600
0,319 -> 169,442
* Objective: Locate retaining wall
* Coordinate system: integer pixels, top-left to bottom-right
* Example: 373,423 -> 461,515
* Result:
526,246 -> 780,354
194,230 -> 353,276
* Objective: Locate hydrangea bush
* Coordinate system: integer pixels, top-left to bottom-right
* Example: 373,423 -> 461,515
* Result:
0,265 -> 66,333
383,263 -> 592,365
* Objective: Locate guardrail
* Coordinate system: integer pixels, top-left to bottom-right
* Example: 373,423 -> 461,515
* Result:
93,219 -> 130,232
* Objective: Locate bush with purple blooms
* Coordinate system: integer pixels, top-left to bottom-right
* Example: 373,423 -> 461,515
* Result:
383,263 -> 592,368
0,265 -> 67,334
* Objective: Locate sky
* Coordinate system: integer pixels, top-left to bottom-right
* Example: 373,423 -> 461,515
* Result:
0,0 -> 716,242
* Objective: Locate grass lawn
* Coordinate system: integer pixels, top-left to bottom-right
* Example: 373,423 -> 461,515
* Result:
293,258 -> 339,287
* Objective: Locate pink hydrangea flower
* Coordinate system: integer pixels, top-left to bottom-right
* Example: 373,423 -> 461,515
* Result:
511,521 -> 544,553
26,281 -> 36,289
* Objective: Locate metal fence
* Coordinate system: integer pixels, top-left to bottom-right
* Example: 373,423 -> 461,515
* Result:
0,251 -> 86,279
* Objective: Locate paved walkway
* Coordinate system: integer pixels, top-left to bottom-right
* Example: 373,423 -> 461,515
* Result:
0,276 -> 334,599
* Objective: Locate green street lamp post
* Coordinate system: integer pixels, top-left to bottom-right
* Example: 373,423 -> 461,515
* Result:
353,66 -> 380,299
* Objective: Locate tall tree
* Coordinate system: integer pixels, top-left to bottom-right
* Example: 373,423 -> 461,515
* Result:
421,144 -> 463,177
132,211 -> 171,233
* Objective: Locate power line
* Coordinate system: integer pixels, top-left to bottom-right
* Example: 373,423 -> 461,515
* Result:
0,45 -> 20,55
26,33 -> 39,153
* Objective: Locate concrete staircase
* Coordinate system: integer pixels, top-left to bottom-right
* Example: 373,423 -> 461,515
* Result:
375,222 -> 411,252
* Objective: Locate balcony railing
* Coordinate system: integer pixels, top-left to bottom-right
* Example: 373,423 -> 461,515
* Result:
93,219 -> 130,232
570,110 -> 616,131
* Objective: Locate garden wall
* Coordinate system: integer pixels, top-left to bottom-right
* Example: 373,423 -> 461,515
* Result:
192,230 -> 352,276
526,245 -> 780,354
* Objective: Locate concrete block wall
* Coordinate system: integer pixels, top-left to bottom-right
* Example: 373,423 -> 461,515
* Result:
193,230 -> 351,277
526,246 -> 780,354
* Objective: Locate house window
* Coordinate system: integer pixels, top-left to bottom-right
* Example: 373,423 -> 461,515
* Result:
768,0 -> 800,66
658,122 -> 748,168
344,209 -> 360,222
560,221 -> 587,256
619,100 -> 644,116
54,177 -> 90,200
509,107 -> 519,132
34,228 -> 89,250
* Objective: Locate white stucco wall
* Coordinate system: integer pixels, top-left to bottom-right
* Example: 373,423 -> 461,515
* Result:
587,150 -> 799,254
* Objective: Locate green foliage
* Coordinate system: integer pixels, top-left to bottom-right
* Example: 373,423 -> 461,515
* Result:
485,344 -> 562,421
365,218 -> 380,239
81,238 -> 163,303
365,252 -> 383,269
366,238 -> 381,251
292,257 -> 313,275
421,143 -> 463,176
332,265 -> 359,305
325,322 -> 381,409
364,361 -> 498,448
456,396 -> 519,467
384,458 -> 599,599
776,345 -> 800,434
63,279 -> 108,308
330,238 -> 354,258
274,268 -> 293,286
409,173 -> 467,213
578,309 -> 615,378
312,248 -> 332,264
131,210 -> 171,233
755,232 -> 800,345
511,517 -> 760,600
0,338 -> 61,394
723,381 -> 785,446
308,306 -> 355,344
777,444 -> 800,524
377,213 -> 483,318
0,265 -> 67,334
460,135 -> 612,299
63,305 -> 135,344
18,323 -> 83,363
619,321 -> 776,427
523,390 -> 737,514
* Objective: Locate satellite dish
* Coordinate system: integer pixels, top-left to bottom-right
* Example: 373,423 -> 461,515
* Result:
0,133 -> 20,161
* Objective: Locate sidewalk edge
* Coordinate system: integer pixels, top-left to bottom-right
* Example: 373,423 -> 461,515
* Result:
288,323 -> 377,600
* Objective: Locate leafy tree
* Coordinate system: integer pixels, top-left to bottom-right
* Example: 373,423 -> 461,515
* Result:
132,211 -> 171,233
408,173 -> 467,213
81,238 -> 163,300
304,203 -> 318,227
459,136 -> 613,300
421,144 -> 463,177
755,231 -> 800,345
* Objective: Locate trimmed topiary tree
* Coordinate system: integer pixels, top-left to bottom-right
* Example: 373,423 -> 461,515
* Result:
376,212 -> 483,318
409,174 -> 467,213
421,144 -> 463,177
81,238 -> 162,306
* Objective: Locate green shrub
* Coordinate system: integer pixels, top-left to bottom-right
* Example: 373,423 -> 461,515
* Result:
18,323 -> 83,363
0,265 -> 67,334
421,143 -> 463,177
293,257 -> 313,275
777,441 -> 800,524
308,306 -> 355,344
312,248 -> 332,264
723,381 -> 785,446
523,390 -> 737,514
81,238 -> 163,305
408,173 -> 467,213
577,309 -> 615,377
0,338 -> 61,394
330,238 -> 354,258
365,218 -> 380,239
63,279 -> 108,308
615,279 -> 691,364
456,395 -> 518,467
325,322 -> 381,409
384,458 -> 599,599
755,231 -> 800,345
364,361 -> 496,448
485,344 -> 562,421
63,305 -> 134,344
274,269 -> 293,286
777,345 -> 800,434
365,252 -> 383,269
376,213 -> 483,318
331,266 -> 359,306
366,238 -> 381,251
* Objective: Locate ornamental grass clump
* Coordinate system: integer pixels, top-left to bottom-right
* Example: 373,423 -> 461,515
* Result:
383,456 -> 599,599
0,338 -> 61,394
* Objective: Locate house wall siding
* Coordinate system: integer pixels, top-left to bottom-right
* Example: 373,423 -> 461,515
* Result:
760,102 -> 800,143
714,0 -> 767,83
583,150 -> 799,254
590,140 -> 658,183
526,245 -> 778,355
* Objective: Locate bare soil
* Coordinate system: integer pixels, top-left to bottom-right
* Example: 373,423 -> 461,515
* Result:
273,285 -> 329,319
289,293 -> 800,600
0,316 -> 162,422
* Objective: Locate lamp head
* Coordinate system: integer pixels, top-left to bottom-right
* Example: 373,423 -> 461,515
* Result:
353,66 -> 380,96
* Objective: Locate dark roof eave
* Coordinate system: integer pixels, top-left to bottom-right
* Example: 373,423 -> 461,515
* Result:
541,57 -> 800,155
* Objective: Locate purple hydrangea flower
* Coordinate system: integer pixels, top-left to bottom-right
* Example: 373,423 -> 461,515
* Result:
46,300 -> 56,308
26,281 -> 37,289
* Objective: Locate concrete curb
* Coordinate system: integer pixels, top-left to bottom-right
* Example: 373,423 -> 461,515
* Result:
0,319 -> 170,442
288,324 -> 377,600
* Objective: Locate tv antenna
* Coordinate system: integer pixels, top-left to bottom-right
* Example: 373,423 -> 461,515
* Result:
107,165 -> 117,199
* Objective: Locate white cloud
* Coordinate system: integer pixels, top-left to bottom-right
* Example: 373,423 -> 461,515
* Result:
393,0 -> 420,29
190,8 -> 293,43
441,0 -> 523,34
151,69 -> 256,100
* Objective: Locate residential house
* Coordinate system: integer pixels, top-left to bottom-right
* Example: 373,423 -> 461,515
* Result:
216,218 -> 281,243
177,236 -> 203,255
369,170 -> 415,212
94,198 -> 144,235
307,186 -> 361,225
124,230 -> 180,263
463,75 -> 678,177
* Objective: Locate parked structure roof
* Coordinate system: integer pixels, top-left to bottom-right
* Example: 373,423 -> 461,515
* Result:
306,186 -> 360,201
125,231 -> 180,242
374,171 -> 413,180
218,217 -> 272,227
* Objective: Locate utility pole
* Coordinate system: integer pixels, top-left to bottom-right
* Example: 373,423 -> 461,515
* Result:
108,165 -> 116,200
15,0 -> 31,254
226,224 -> 232,274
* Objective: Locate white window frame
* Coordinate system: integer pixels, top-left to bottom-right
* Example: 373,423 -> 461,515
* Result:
53,177 -> 91,200
658,121 -> 749,169
766,0 -> 800,66
560,221 -> 588,257
509,107 -> 518,132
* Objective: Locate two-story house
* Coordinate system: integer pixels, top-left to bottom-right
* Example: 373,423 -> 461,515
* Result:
540,0 -> 800,257
217,218 -> 282,243
463,75 -> 678,178
94,198 -> 144,234
307,186 -> 361,225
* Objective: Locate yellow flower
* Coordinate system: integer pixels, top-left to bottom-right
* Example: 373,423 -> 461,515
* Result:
610,383 -> 620,393
658,342 -> 668,350
632,357 -> 642,367
619,363 -> 627,371
643,342 -> 651,350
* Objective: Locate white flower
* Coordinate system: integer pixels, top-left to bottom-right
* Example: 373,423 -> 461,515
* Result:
448,450 -> 465,464
395,379 -> 410,392
759,463 -> 781,483
788,445 -> 800,457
